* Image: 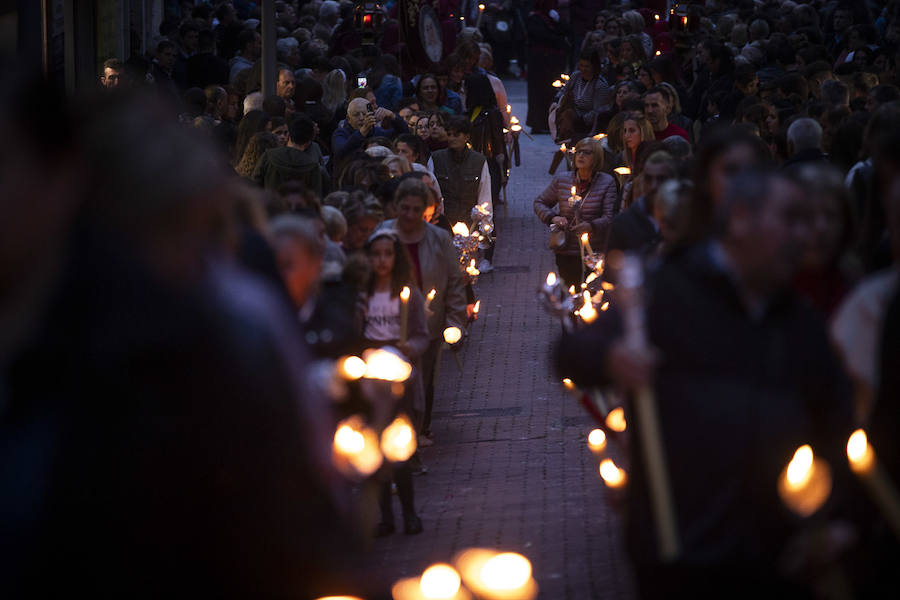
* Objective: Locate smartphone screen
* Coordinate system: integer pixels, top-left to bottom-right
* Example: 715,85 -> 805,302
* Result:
357,76 -> 367,88
366,102 -> 374,114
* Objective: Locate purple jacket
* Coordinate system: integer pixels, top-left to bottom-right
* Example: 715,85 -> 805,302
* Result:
534,171 -> 617,255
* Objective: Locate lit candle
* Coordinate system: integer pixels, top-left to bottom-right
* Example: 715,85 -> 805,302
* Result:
588,428 -> 607,454
655,50 -> 661,56
606,406 -> 626,432
560,73 -> 570,81
455,549 -> 538,600
552,80 -> 563,88
473,300 -> 481,317
599,459 -> 627,488
381,415 -> 417,462
466,259 -> 480,277
506,104 -> 512,114
681,15 -> 688,26
546,272 -> 557,287
333,416 -> 383,477
400,286 -> 410,343
847,429 -> 900,539
452,222 -> 470,237
425,288 -> 437,311
579,290 -> 598,323
476,3 -> 485,27
363,348 -> 413,382
777,444 -> 832,518
592,133 -> 607,141
654,14 -> 660,21
580,232 -> 594,257
391,563 -> 471,600
337,355 -> 366,380
443,326 -> 462,345
559,143 -> 566,153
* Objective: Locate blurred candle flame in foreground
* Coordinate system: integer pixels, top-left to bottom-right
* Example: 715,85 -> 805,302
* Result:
444,326 -> 462,345
606,407 -> 626,432
778,444 -> 832,517
506,104 -> 512,113
588,428 -> 607,453
559,143 -> 566,152
552,79 -> 563,88
315,596 -> 365,600
420,564 -> 461,599
545,272 -> 557,286
847,429 -> 874,472
381,415 -> 417,462
466,260 -> 480,277
363,348 -> 413,382
592,133 -> 607,140
600,301 -> 610,311
452,222 -> 470,237
338,355 -> 367,380
454,549 -> 538,600
600,459 -> 627,488
333,416 -> 383,477
562,378 -> 575,391
473,300 -> 481,315
614,167 -> 632,176
400,286 -> 411,301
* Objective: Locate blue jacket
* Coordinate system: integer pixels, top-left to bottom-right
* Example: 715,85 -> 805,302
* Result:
331,116 -> 409,165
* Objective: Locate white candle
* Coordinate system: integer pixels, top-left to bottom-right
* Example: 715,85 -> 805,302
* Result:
847,429 -> 900,540
399,286 -> 410,343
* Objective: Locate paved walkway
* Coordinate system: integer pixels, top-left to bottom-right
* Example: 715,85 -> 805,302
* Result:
368,79 -> 635,599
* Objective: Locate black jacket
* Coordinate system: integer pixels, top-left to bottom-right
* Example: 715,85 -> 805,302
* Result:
556,243 -> 852,574
606,197 -> 661,258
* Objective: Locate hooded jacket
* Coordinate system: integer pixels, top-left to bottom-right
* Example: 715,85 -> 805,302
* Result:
252,144 -> 323,196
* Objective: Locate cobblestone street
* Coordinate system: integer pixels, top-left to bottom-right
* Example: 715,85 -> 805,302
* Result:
368,79 -> 635,599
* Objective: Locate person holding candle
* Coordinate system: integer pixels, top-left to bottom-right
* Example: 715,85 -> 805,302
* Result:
556,168 -> 854,597
379,178 -> 467,441
358,229 -> 429,536
534,136 -> 617,286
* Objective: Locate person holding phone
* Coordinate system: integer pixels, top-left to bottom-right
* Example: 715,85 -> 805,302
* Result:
332,97 -> 409,182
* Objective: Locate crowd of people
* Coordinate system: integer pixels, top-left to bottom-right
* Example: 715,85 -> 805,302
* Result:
2,0 -> 900,597
535,0 -> 900,597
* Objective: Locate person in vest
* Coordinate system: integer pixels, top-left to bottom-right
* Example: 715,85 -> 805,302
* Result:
428,116 -> 494,270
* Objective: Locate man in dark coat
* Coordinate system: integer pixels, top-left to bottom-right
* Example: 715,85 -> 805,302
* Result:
558,169 -> 853,598
332,97 -> 409,180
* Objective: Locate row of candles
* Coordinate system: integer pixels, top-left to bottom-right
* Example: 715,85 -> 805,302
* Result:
314,546 -> 537,600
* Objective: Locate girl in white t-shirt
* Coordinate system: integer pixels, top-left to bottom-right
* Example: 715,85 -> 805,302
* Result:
361,230 -> 429,536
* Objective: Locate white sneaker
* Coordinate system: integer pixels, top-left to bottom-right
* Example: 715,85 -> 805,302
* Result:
478,259 -> 494,273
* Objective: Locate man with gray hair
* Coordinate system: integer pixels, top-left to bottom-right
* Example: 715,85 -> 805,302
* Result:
784,117 -> 827,172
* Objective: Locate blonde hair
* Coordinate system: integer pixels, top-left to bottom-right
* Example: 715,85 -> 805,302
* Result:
620,111 -> 654,167
575,137 -> 605,177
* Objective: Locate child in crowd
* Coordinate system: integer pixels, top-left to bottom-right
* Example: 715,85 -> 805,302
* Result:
360,229 -> 429,536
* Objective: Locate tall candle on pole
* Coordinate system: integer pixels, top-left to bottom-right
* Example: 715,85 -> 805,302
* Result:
399,286 -> 410,343
618,254 -> 680,561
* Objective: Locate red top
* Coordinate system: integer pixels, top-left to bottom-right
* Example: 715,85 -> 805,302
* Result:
654,122 -> 689,141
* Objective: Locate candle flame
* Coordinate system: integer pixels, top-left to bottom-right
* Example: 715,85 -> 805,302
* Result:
338,355 -> 367,380
656,50 -> 661,56
599,458 -> 627,488
552,79 -> 563,88
606,407 -> 626,432
503,128 -> 509,133
579,290 -> 598,323
511,124 -> 521,132
614,167 -> 632,176
592,133 -> 607,140
381,415 -> 417,462
315,596 -> 365,600
560,143 -> 567,152
580,232 -> 589,244
847,429 -> 874,472
506,104 -> 512,113
560,73 -> 570,81
479,553 -> 532,591
510,116 -> 519,124
571,185 -> 577,197
600,301 -> 610,311
473,300 -> 481,314
655,14 -> 660,20
562,378 -> 575,390
427,288 -> 437,301
443,326 -> 462,344
466,259 -> 480,277
478,3 -> 485,10
452,222 -> 470,237
400,286 -> 410,301
588,428 -> 607,452
333,417 -> 383,477
363,348 -> 413,382
585,272 -> 598,284
420,564 -> 461,599
786,445 -> 814,487
601,281 -> 615,290
568,285 -> 576,296
682,16 -> 688,25
546,272 -> 557,286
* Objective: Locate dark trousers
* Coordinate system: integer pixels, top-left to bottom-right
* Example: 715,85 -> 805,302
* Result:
378,462 -> 416,524
555,253 -> 583,288
420,338 -> 441,433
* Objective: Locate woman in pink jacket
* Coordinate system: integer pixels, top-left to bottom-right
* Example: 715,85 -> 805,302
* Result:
534,136 -> 617,286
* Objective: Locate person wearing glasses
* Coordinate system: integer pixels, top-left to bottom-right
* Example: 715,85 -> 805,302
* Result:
534,136 -> 617,286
